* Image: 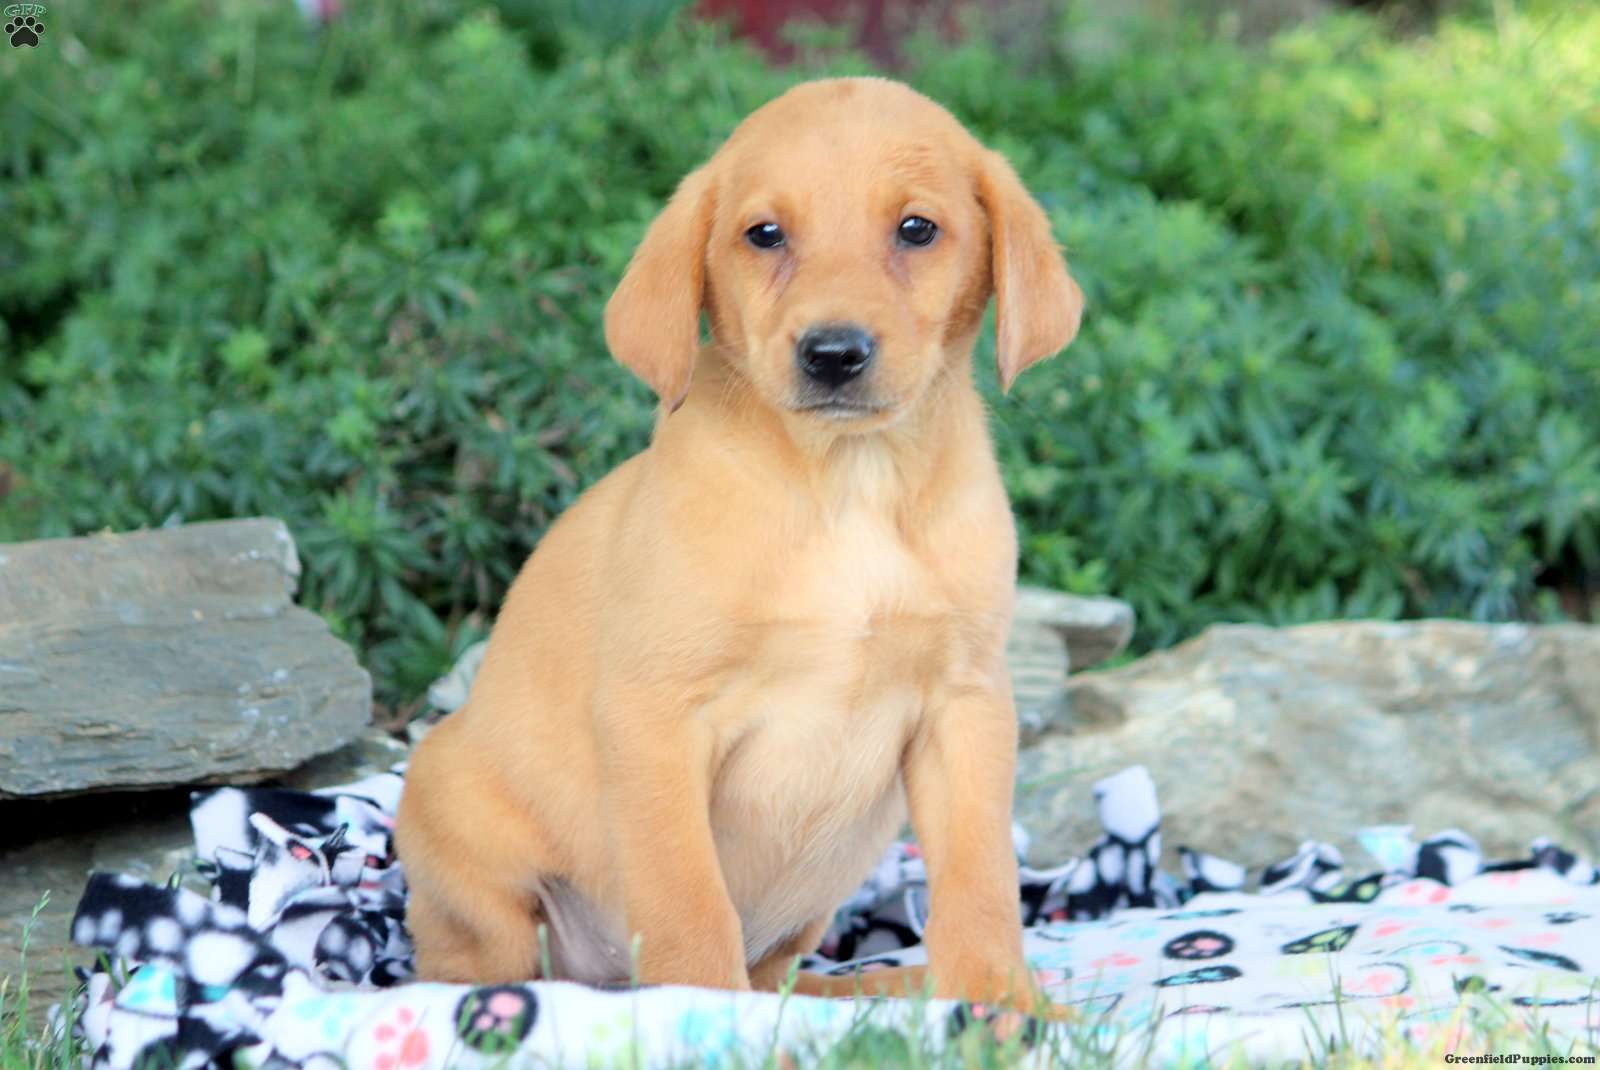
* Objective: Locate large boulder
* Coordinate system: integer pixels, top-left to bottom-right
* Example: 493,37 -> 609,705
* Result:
1016,621 -> 1600,870
0,519 -> 371,798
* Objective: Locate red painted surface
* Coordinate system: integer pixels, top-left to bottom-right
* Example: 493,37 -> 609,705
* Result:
696,0 -> 968,63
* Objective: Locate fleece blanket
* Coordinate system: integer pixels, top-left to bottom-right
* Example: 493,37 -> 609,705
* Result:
62,764 -> 1600,1067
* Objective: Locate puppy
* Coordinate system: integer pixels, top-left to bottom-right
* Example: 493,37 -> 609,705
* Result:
395,77 -> 1083,1006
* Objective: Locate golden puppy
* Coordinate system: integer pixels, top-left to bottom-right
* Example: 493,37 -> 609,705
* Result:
396,77 -> 1083,1006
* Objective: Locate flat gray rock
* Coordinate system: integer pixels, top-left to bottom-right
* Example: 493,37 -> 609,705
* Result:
1008,586 -> 1136,742
278,727 -> 410,793
426,639 -> 488,714
1016,621 -> 1600,870
0,519 -> 371,798
1016,586 -> 1136,672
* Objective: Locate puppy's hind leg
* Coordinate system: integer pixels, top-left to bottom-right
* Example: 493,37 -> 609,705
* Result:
781,962 -> 1074,1024
748,917 -> 832,992
786,964 -> 934,999
405,865 -> 547,984
751,919 -> 1072,1023
749,918 -> 929,999
395,750 -> 549,984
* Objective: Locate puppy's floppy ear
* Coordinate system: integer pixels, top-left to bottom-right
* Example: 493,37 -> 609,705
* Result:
975,148 -> 1084,392
605,166 -> 716,411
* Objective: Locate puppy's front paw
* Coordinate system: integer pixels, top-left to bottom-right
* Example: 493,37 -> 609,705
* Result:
1024,996 -> 1078,1025
946,999 -> 1066,1049
930,956 -> 1074,1026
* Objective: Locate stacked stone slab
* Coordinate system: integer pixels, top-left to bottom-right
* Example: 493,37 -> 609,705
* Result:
0,519 -> 371,797
0,518 -> 372,1017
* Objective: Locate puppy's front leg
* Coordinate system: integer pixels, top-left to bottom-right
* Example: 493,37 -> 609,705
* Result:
904,673 -> 1038,1006
597,688 -> 749,990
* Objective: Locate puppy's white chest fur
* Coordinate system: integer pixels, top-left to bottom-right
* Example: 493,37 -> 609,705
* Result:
706,478 -> 948,965
708,669 -> 915,965
773,445 -> 931,622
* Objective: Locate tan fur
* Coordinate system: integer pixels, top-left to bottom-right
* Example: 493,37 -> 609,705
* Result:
395,77 -> 1084,1008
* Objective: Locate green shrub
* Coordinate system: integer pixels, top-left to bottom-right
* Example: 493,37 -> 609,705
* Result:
1,1 -> 1595,703
937,6 -> 1600,640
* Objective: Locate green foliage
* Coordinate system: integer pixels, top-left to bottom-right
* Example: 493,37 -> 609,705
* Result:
940,5 -> 1600,640
0,895 -> 84,1070
1,1 -> 1595,701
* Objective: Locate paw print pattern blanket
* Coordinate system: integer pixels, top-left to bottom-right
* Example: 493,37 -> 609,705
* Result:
64,765 -> 1600,1067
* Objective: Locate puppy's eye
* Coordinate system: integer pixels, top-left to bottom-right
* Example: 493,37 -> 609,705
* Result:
897,216 -> 938,247
745,222 -> 785,250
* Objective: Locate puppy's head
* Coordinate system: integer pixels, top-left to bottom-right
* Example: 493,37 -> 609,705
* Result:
605,78 -> 1083,426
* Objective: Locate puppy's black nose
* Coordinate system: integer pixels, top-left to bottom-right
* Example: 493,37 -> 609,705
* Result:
796,325 -> 876,388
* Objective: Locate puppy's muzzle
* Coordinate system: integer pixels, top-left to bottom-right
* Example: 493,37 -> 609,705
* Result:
796,324 -> 876,390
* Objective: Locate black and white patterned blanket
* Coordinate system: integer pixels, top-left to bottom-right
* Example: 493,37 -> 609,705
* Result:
63,765 -> 1600,1066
